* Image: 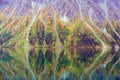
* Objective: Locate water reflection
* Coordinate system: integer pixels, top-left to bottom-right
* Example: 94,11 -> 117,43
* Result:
0,48 -> 32,80
0,49 -> 12,62
45,49 -> 53,63
0,47 -> 119,80
76,48 -> 98,63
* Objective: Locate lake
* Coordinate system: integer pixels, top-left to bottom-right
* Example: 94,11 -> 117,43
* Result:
0,47 -> 120,80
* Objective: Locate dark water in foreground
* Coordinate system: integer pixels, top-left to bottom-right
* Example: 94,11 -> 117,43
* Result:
0,47 -> 120,80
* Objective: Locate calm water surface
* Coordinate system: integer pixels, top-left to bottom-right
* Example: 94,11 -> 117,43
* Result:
0,47 -> 120,80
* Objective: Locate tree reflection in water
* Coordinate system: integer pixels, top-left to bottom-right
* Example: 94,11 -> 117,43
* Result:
45,49 -> 53,63
0,47 -> 119,80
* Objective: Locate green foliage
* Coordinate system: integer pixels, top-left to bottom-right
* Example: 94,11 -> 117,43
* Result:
58,27 -> 71,39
